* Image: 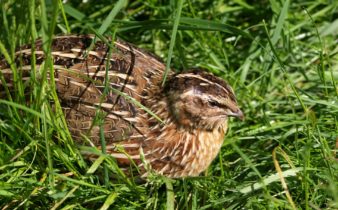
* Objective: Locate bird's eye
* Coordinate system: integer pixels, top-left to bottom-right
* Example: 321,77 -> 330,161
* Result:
208,100 -> 219,107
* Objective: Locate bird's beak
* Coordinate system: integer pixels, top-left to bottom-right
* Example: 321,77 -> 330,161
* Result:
228,109 -> 244,121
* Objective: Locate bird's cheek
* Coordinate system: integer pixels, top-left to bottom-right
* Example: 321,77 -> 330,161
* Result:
177,110 -> 195,127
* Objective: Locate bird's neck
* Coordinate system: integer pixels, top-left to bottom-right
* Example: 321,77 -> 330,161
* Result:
138,98 -> 228,177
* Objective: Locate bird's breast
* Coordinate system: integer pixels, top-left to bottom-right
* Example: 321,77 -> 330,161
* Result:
142,122 -> 228,178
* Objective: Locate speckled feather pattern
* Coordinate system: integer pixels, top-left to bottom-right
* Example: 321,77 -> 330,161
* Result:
0,35 -> 240,178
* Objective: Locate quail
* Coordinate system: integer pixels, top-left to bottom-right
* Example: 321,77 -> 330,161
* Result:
0,35 -> 243,178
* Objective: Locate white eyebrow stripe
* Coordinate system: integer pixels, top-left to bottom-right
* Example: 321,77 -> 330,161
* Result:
177,73 -> 230,94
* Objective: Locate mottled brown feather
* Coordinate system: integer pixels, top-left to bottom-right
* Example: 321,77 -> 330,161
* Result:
0,35 -> 243,178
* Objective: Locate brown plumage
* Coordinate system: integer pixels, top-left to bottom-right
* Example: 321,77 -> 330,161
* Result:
0,35 -> 243,178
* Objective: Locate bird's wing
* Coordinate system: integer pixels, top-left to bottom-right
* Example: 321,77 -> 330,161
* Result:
0,35 -> 166,145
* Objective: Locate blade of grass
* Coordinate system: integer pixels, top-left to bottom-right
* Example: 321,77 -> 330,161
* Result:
51,185 -> 79,210
239,168 -> 303,194
162,0 -> 184,86
0,99 -> 43,119
180,17 -> 253,39
97,0 -> 126,35
165,178 -> 175,210
58,0 -> 71,33
271,0 -> 289,45
63,3 -> 86,21
100,192 -> 119,210
272,147 -> 297,210
54,173 -> 111,193
99,117 -> 109,187
262,20 -> 307,112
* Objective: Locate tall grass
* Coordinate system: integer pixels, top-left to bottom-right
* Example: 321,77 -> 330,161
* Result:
0,0 -> 337,209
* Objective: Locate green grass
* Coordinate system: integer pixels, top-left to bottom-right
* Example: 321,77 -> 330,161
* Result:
0,0 -> 337,209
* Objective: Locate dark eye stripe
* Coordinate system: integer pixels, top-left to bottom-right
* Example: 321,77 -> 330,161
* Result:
208,100 -> 219,107
208,99 -> 229,109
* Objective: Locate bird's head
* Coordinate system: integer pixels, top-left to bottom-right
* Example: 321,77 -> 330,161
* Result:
165,70 -> 243,130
